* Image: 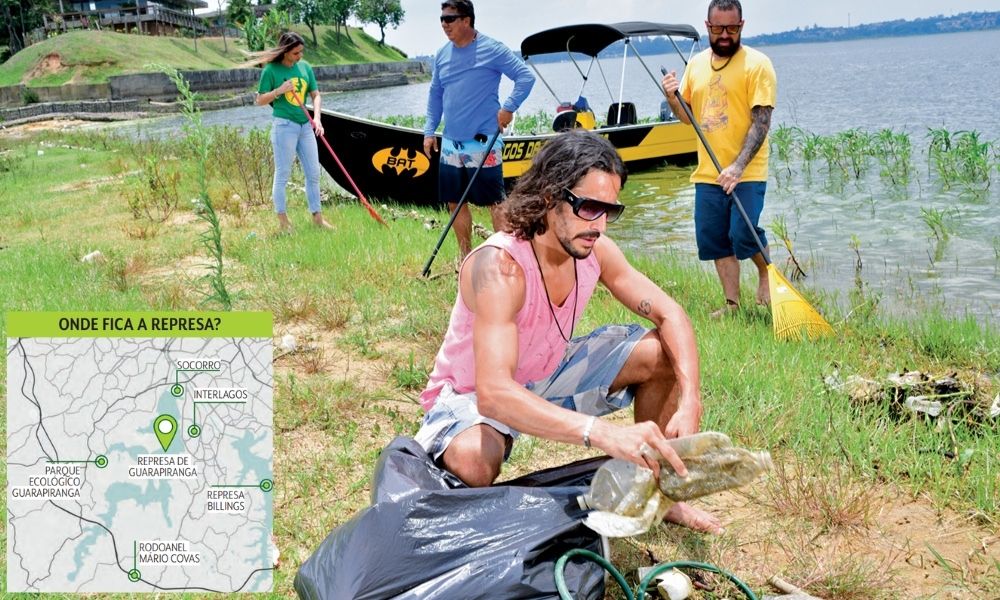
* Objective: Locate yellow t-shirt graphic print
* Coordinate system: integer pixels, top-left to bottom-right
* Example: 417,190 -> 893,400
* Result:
701,74 -> 730,134
284,77 -> 308,106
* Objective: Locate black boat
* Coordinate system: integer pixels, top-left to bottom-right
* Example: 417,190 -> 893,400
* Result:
317,22 -> 700,206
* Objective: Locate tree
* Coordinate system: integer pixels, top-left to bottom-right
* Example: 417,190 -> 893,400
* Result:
0,0 -> 54,55
356,0 -> 403,46
328,0 -> 356,43
277,0 -> 329,47
227,0 -> 254,28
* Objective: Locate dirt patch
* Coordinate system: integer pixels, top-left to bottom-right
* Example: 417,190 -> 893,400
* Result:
273,321 -> 393,390
0,119 -> 100,140
27,52 -> 64,80
50,170 -> 137,193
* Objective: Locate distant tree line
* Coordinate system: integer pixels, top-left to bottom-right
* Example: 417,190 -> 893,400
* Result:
525,10 -> 1000,63
745,11 -> 1000,46
227,0 -> 404,50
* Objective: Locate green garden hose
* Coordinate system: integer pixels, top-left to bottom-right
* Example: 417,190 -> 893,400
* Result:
554,548 -> 759,600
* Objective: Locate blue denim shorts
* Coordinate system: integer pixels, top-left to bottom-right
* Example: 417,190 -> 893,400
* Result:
438,136 -> 505,207
414,324 -> 649,460
694,181 -> 768,260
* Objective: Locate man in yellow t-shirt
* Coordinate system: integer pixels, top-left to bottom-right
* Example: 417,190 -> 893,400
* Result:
662,0 -> 777,318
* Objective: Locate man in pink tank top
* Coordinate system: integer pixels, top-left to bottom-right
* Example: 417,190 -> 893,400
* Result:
415,130 -> 721,534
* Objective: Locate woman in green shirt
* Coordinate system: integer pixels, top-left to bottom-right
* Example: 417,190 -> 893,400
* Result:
255,32 -> 331,232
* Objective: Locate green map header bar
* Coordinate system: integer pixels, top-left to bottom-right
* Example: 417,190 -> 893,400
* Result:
8,312 -> 272,337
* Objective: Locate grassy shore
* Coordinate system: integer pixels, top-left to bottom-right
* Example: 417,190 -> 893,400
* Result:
0,121 -> 997,598
0,25 -> 407,88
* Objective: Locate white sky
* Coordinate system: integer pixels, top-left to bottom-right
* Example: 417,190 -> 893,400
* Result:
354,0 -> 999,56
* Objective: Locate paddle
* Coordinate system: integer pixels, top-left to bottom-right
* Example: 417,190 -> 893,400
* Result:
660,67 -> 833,340
288,85 -> 386,226
421,128 -> 502,278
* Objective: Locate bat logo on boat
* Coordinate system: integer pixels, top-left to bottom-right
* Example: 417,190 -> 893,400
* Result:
372,147 -> 430,177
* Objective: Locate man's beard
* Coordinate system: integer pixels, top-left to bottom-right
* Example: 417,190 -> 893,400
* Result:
710,37 -> 741,58
558,231 -> 599,260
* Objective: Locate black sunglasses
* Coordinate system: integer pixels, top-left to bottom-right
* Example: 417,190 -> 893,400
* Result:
707,23 -> 742,35
563,189 -> 625,223
439,14 -> 466,23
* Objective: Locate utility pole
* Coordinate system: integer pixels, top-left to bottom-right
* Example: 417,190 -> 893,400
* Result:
848,12 -> 851,28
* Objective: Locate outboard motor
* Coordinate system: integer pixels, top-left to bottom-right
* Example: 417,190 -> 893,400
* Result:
660,100 -> 674,121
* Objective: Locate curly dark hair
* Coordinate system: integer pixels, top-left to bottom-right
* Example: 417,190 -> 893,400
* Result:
504,130 -> 627,240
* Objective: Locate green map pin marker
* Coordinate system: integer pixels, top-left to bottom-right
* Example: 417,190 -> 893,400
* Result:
154,415 -> 178,452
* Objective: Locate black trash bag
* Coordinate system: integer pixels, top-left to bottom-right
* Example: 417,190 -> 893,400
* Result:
294,437 -> 609,600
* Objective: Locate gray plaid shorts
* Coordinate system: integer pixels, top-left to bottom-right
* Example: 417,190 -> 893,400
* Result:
414,324 -> 649,460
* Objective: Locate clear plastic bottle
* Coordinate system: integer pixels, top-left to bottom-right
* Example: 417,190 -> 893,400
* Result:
580,432 -> 772,510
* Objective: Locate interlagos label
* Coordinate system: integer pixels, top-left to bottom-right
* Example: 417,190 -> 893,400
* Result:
192,387 -> 249,400
136,540 -> 201,566
206,488 -> 249,513
10,464 -> 84,500
128,454 -> 198,479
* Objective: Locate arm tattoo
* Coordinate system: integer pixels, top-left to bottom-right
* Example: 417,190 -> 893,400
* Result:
733,105 -> 773,170
637,299 -> 652,316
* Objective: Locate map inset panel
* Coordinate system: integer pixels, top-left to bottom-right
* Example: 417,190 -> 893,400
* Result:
6,312 -> 274,593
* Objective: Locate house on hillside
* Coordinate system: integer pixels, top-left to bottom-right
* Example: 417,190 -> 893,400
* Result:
42,1 -> 209,36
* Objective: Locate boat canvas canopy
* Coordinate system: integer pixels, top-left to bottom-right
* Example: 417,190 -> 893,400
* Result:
520,22 -> 699,58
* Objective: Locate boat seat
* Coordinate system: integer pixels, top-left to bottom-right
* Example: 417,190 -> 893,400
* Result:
606,102 -> 637,127
552,110 -> 579,132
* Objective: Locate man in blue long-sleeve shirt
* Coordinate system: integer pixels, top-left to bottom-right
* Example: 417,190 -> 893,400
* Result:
423,0 -> 535,259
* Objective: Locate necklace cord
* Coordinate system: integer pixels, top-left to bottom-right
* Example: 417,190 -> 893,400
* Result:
530,241 -> 578,343
711,53 -> 734,72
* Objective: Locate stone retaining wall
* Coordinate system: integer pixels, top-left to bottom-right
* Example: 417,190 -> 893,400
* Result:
0,60 -> 426,109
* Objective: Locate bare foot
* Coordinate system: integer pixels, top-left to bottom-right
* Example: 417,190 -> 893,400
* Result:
710,300 -> 739,320
312,213 -> 334,229
663,501 -> 724,534
757,271 -> 771,306
277,213 -> 293,234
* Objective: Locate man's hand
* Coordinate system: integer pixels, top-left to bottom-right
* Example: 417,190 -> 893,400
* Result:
423,136 -> 438,157
664,398 -> 702,439
497,109 -> 514,131
591,419 -> 688,479
716,164 -> 744,194
660,69 -> 679,96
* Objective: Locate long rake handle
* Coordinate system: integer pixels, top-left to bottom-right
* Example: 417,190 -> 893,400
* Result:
421,129 -> 502,277
290,88 -> 387,226
661,69 -> 769,263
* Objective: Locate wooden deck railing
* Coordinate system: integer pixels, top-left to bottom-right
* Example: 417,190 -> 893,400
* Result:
43,5 -> 208,34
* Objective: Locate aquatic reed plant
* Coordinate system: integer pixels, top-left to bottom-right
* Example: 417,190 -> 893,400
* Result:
769,214 -> 806,280
872,129 -> 912,186
919,207 -> 950,241
836,129 -> 873,179
770,124 -> 795,183
952,130 -> 992,190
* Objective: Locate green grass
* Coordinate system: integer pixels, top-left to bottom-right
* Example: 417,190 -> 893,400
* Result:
0,126 -> 997,597
0,25 -> 407,88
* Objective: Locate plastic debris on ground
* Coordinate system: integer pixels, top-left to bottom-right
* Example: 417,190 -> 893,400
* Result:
824,368 -> 997,424
580,432 -> 771,538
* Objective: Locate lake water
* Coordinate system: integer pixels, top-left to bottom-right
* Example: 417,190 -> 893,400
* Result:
132,30 -> 1000,325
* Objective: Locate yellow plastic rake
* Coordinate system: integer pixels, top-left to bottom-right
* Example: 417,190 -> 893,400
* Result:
666,78 -> 833,340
